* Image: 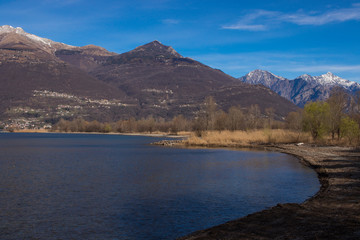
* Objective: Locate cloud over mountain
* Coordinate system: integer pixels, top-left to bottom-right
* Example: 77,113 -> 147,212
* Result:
223,4 -> 360,31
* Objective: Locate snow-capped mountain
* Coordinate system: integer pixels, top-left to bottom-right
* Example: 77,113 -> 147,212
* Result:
240,69 -> 287,88
0,25 -> 53,46
300,72 -> 360,89
0,25 -> 298,124
240,70 -> 360,107
0,25 -> 72,53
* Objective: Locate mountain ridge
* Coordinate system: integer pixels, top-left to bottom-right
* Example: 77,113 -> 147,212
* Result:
0,25 -> 73,53
0,25 -> 298,127
240,69 -> 360,106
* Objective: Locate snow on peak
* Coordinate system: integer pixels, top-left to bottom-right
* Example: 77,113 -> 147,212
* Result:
247,69 -> 286,81
243,69 -> 286,88
324,72 -> 335,77
0,25 -> 25,34
0,24 -> 53,47
298,72 -> 358,89
319,72 -> 338,82
314,72 -> 355,87
0,25 -> 73,50
297,74 -> 313,82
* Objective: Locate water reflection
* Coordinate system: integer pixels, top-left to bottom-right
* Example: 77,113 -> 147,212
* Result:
0,133 -> 319,239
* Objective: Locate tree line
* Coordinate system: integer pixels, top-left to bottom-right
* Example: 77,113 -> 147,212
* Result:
286,87 -> 360,144
52,96 -> 281,135
52,87 -> 360,145
52,116 -> 190,134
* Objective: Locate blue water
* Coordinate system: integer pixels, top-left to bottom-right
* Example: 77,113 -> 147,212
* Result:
0,133 -> 319,240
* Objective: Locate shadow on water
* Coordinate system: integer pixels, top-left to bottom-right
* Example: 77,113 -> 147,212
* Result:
0,133 -> 320,240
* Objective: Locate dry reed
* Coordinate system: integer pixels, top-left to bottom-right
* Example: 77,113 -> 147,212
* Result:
183,129 -> 312,147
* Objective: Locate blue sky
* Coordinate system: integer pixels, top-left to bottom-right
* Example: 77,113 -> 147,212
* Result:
1,0 -> 360,82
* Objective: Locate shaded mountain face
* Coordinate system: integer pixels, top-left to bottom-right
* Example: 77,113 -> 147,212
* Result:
0,26 -> 135,123
55,45 -> 117,72
91,41 -> 238,97
0,25 -> 298,126
240,70 -> 360,107
86,41 -> 297,119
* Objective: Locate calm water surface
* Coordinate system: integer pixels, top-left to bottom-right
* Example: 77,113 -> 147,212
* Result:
0,133 -> 319,240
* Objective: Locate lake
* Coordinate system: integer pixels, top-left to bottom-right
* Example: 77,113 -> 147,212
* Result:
0,133 -> 319,239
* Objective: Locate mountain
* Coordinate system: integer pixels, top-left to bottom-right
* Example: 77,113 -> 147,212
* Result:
87,40 -> 297,118
0,25 -> 134,124
90,41 -> 238,103
58,40 -> 298,119
0,25 -> 298,127
299,72 -> 360,90
239,70 -> 292,99
240,69 -> 287,87
240,70 -> 360,107
0,25 -> 72,53
55,45 -> 117,72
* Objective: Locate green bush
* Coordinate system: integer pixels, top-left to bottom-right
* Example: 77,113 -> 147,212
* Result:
340,117 -> 360,145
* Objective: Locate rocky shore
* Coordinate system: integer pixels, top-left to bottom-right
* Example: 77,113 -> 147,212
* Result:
156,142 -> 360,239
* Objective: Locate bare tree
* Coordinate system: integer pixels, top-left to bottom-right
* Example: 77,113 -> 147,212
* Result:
192,117 -> 206,137
86,120 -> 102,132
214,110 -> 227,132
327,87 -> 348,139
227,106 -> 245,131
203,96 -> 217,130
53,118 -> 70,132
265,107 -> 275,128
286,110 -> 303,131
247,104 -> 261,129
122,117 -> 138,132
171,115 -> 187,134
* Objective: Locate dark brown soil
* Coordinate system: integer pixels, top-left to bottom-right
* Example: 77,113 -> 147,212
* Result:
177,144 -> 360,240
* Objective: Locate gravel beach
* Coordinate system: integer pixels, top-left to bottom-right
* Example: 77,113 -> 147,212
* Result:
173,144 -> 360,240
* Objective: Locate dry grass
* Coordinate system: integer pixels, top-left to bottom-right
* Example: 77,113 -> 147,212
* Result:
116,131 -> 192,137
183,129 -> 312,147
13,129 -> 50,133
13,129 -> 193,138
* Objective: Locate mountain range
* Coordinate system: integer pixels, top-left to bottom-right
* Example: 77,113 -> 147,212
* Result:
240,70 -> 360,107
0,25 -> 298,127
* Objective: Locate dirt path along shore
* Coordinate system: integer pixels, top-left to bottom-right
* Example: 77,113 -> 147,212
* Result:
177,144 -> 360,240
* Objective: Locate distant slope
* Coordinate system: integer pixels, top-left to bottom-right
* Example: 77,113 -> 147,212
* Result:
55,45 -> 117,72
0,25 -> 298,124
240,70 -> 360,107
92,41 -> 237,97
87,41 -> 298,118
0,26 -> 135,122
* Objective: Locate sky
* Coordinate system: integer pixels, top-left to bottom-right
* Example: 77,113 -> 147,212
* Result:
1,0 -> 360,82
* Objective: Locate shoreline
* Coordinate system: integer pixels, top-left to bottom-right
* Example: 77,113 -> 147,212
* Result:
166,142 -> 360,239
5,129 -> 188,138
4,131 -> 359,238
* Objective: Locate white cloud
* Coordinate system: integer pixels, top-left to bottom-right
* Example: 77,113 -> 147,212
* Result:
222,10 -> 278,31
290,65 -> 360,72
283,7 -> 360,25
222,24 -> 267,31
191,52 -> 360,82
162,19 -> 180,25
223,5 -> 360,31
